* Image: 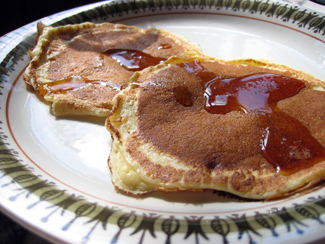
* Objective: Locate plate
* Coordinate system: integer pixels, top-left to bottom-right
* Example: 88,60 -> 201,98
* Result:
1,0 -> 325,243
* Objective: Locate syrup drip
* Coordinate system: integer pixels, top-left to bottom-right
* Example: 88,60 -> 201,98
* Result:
37,49 -> 166,96
179,60 -> 325,175
173,86 -> 192,106
36,76 -> 123,96
102,49 -> 166,71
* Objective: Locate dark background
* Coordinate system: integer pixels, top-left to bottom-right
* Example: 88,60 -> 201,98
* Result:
1,0 -> 101,37
1,2 -> 102,244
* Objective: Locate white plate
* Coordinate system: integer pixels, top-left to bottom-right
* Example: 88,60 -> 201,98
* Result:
1,0 -> 325,243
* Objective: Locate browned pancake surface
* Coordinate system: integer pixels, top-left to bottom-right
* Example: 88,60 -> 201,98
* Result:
24,22 -> 201,117
136,61 -> 325,169
106,53 -> 325,198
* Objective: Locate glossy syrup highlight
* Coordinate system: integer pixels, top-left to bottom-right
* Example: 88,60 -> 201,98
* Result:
179,60 -> 325,175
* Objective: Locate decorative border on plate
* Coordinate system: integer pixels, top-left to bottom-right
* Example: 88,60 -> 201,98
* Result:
1,0 -> 325,243
54,0 -> 325,36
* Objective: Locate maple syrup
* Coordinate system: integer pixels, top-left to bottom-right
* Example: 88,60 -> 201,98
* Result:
178,60 -> 325,175
173,85 -> 192,106
35,76 -> 123,96
102,49 -> 166,71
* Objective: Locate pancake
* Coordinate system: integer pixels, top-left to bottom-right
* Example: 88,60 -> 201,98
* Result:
105,51 -> 325,199
23,22 -> 202,117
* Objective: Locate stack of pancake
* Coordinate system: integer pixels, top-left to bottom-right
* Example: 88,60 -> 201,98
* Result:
24,22 -> 325,200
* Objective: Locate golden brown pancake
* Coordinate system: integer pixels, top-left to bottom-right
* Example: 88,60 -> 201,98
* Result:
23,22 -> 201,117
106,51 -> 325,199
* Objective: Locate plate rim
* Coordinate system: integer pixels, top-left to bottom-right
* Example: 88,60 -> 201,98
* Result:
1,0 -> 325,243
